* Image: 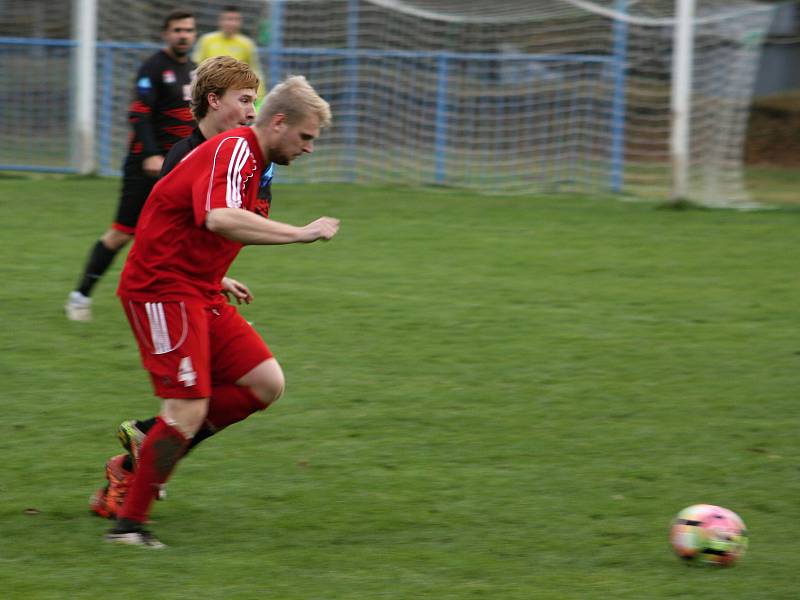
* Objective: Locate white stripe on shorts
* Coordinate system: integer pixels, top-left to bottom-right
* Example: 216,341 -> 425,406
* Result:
145,302 -> 170,355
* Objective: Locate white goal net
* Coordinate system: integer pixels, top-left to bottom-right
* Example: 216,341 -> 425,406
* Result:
0,0 -> 777,205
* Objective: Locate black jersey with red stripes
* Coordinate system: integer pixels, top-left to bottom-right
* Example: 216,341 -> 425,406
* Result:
159,127 -> 206,176
127,50 -> 196,159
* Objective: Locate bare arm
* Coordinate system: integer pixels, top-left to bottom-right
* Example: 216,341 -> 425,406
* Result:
206,208 -> 339,245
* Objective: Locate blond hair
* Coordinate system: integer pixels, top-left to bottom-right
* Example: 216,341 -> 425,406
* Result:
256,75 -> 332,128
190,56 -> 260,120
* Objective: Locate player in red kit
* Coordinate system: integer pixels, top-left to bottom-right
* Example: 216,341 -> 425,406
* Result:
104,75 -> 338,548
89,55 -> 262,520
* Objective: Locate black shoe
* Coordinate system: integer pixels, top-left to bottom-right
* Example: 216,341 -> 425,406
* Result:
105,519 -> 165,549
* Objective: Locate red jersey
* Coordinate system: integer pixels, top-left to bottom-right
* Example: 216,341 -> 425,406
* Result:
118,126 -> 265,303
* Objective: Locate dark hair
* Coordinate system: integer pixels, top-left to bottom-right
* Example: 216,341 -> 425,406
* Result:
221,5 -> 240,13
162,9 -> 195,30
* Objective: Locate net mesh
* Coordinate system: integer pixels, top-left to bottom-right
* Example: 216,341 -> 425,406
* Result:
0,0 -> 776,205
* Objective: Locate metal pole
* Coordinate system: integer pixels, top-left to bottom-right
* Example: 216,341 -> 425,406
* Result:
670,0 -> 695,200
434,55 -> 449,184
345,0 -> 359,182
98,45 -> 115,176
610,0 -> 629,193
269,0 -> 285,88
72,0 -> 97,174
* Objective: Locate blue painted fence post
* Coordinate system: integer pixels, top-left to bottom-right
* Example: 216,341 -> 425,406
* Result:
434,54 -> 449,184
269,0 -> 284,88
98,45 -> 115,176
345,0 -> 359,182
610,0 -> 628,192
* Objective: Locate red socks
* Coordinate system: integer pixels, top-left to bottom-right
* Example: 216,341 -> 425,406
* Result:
205,384 -> 268,431
118,416 -> 189,524
117,387 -> 267,524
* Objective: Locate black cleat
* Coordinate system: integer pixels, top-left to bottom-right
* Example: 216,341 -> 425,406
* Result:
105,519 -> 165,549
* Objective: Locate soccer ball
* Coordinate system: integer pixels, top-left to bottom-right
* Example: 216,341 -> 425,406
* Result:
669,504 -> 748,566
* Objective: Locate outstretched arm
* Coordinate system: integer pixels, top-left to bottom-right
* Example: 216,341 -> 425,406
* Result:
206,207 -> 339,245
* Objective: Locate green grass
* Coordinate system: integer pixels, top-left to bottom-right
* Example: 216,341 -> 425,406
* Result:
744,165 -> 800,205
1,174 -> 798,599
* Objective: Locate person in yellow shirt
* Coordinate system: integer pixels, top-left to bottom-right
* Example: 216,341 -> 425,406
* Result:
194,5 -> 265,101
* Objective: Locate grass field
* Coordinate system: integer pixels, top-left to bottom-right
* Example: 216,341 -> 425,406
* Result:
1,174 -> 798,599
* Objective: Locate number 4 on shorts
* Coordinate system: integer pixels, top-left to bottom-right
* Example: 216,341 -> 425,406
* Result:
178,356 -> 197,387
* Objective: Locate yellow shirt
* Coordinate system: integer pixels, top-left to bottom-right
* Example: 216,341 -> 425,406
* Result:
193,32 -> 265,98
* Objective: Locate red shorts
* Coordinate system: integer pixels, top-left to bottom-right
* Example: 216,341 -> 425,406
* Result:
121,298 -> 273,399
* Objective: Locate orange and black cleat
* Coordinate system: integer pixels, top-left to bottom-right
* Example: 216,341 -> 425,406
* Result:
89,454 -> 133,519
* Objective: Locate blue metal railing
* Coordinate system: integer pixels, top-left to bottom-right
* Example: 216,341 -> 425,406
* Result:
0,36 -> 625,193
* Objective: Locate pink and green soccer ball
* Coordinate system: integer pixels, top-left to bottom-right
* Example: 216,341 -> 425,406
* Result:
670,504 -> 748,566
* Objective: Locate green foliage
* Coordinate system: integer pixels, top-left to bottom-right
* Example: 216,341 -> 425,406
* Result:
1,176 -> 798,599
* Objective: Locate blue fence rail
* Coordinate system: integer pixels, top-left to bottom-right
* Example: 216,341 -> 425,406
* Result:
0,37 -> 626,192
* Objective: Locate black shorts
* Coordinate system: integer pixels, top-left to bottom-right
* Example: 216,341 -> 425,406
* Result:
112,157 -> 159,234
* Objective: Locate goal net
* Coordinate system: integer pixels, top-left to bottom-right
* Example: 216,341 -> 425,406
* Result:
0,0 -> 776,206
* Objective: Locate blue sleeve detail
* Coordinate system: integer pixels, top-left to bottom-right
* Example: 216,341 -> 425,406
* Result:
137,77 -> 152,91
260,163 -> 274,187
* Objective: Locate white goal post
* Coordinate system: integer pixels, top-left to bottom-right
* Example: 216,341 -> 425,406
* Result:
72,0 -> 97,175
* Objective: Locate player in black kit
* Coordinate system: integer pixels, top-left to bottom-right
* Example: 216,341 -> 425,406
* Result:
66,9 -> 197,321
